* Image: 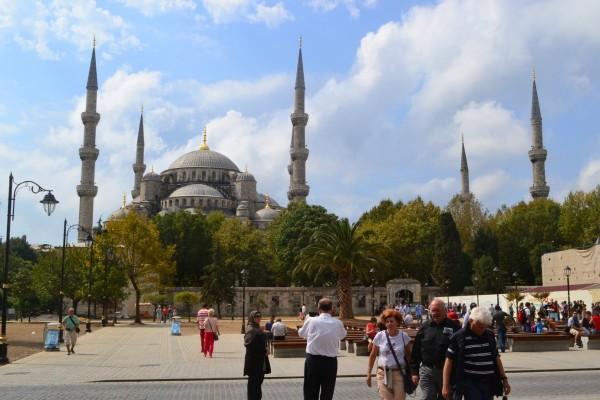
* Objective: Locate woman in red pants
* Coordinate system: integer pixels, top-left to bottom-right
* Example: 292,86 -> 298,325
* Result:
203,309 -> 220,358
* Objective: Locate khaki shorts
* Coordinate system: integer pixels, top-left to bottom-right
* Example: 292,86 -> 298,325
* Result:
64,330 -> 78,346
570,328 -> 580,336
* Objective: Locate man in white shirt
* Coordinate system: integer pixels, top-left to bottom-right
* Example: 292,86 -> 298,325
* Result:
298,297 -> 347,400
272,318 -> 287,340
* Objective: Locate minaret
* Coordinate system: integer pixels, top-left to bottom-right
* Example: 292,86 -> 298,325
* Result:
287,38 -> 309,202
131,106 -> 146,199
77,42 -> 100,242
460,135 -> 470,201
529,70 -> 550,199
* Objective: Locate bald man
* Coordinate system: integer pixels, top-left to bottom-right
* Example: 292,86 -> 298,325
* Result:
409,299 -> 459,400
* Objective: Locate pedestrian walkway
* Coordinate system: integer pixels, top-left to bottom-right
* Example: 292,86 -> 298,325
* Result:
0,324 -> 598,386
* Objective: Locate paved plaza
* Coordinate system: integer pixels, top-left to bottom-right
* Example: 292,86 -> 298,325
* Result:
0,324 -> 598,398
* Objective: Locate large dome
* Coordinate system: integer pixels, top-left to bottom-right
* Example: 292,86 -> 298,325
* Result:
168,149 -> 240,171
168,184 -> 224,198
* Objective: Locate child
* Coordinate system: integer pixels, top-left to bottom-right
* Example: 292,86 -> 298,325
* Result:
535,318 -> 545,334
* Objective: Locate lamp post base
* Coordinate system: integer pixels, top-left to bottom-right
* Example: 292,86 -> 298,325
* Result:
0,342 -> 8,364
85,322 -> 92,333
58,329 -> 64,343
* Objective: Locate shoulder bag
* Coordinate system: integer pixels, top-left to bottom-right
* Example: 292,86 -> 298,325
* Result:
385,330 -> 416,395
69,316 -> 81,333
207,318 -> 219,341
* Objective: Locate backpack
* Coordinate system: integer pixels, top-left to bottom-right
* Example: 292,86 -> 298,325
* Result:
517,309 -> 525,323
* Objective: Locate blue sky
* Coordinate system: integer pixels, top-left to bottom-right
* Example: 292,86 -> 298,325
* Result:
1,0 -> 600,245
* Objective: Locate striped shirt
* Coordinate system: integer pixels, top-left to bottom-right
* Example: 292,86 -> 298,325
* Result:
446,328 -> 498,378
197,308 -> 209,329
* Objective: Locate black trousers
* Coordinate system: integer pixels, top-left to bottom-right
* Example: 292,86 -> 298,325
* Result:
247,373 -> 264,400
303,354 -> 338,400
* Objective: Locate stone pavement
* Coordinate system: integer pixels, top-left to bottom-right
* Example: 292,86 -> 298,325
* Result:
0,324 -> 598,386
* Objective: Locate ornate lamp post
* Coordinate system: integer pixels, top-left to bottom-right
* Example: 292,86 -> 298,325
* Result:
85,233 -> 94,333
240,269 -> 247,334
493,266 -> 501,307
564,266 -> 571,317
369,268 -> 376,317
1,173 -> 58,363
473,276 -> 480,306
445,279 -> 450,306
59,220 -> 91,343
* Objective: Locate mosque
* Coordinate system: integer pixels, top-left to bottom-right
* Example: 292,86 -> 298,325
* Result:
75,43 -> 310,233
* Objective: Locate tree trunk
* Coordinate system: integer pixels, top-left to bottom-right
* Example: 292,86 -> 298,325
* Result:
73,299 -> 79,314
337,270 -> 354,319
130,275 -> 142,324
216,301 -> 221,319
187,305 -> 191,322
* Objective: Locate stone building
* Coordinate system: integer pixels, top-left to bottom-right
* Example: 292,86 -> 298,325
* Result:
542,244 -> 600,287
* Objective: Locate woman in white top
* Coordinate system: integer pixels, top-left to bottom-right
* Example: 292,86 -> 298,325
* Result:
203,309 -> 220,358
366,309 -> 412,400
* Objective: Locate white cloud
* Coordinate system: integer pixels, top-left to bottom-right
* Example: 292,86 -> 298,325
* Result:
577,160 -> 600,191
200,0 -> 293,27
0,123 -> 18,135
306,0 -> 367,18
117,0 -> 196,16
249,2 -> 294,28
3,0 -> 140,60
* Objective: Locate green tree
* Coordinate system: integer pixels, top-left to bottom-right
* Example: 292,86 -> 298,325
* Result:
104,211 -> 176,323
559,187 -> 600,247
266,202 -> 337,286
296,218 -> 389,319
472,255 -> 497,293
154,211 -> 214,286
446,194 -> 488,255
145,293 -> 169,321
174,291 -> 201,322
432,212 -> 466,294
472,225 -> 499,264
358,199 -> 403,225
201,262 -> 235,318
9,258 -> 40,321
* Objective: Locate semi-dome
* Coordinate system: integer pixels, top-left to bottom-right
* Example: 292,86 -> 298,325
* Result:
143,170 -> 161,181
168,149 -> 240,171
108,206 -> 129,221
168,184 -> 224,198
255,206 -> 280,221
236,170 -> 256,182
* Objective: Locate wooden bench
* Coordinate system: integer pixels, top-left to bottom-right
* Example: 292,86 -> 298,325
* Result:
272,340 -> 307,358
507,333 -> 572,352
586,334 -> 600,350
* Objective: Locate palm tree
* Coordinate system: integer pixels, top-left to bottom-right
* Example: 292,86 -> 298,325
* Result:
296,218 -> 389,319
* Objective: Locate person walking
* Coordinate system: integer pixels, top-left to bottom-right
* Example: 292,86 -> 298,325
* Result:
442,307 -> 511,400
366,309 -> 412,400
197,304 -> 210,355
409,299 -> 459,400
298,297 -> 347,400
492,305 -> 510,353
244,310 -> 271,400
62,307 -> 80,355
203,308 -> 220,358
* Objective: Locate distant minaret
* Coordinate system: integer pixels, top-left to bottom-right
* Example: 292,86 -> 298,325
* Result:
529,70 -> 550,199
131,106 -> 146,199
77,41 -> 100,241
460,135 -> 470,201
287,38 -> 309,202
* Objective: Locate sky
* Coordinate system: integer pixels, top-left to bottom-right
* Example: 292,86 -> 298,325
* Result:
1,0 -> 600,246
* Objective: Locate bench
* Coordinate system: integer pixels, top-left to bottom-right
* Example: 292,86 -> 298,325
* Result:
272,340 -> 307,358
586,334 -> 600,350
507,333 -> 572,352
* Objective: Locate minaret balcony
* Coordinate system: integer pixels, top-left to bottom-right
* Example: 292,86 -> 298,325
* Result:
290,147 -> 309,161
530,185 -> 550,199
81,111 -> 100,124
288,184 -> 309,198
77,184 -> 98,197
79,146 -> 99,161
133,164 -> 147,174
290,112 -> 308,126
528,148 -> 547,162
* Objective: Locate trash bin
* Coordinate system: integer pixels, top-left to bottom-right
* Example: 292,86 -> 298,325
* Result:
44,322 -> 61,351
170,316 -> 181,336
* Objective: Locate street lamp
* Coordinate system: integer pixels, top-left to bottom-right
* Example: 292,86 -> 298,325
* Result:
85,233 -> 94,333
564,266 -> 571,317
229,285 -> 235,321
1,173 -> 58,363
493,266 -> 501,307
240,269 -> 247,334
59,219 -> 91,343
473,276 -> 479,306
369,268 -> 376,317
445,279 -> 450,306
512,272 -> 518,293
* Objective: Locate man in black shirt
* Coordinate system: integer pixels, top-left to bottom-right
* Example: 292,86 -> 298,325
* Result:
492,305 -> 510,353
410,299 -> 459,400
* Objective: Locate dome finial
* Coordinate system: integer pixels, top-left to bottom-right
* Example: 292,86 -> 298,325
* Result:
265,194 -> 271,209
200,126 -> 209,151
122,192 -> 126,208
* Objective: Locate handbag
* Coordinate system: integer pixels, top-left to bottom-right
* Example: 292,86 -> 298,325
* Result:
207,318 -> 219,341
69,316 -> 81,333
385,330 -> 416,395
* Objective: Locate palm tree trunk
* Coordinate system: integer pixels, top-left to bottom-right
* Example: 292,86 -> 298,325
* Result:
337,270 -> 354,319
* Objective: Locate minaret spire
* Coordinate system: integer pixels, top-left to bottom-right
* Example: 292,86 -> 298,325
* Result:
131,106 -> 146,199
460,134 -> 470,201
529,71 -> 549,199
77,43 -> 101,241
287,38 -> 309,203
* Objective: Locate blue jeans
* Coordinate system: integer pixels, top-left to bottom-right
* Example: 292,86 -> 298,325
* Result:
496,327 -> 506,352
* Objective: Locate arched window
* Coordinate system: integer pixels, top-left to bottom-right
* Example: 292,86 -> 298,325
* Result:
182,198 -> 187,206
191,198 -> 195,206
175,199 -> 179,207
212,171 -> 216,181
202,171 -> 206,180
192,171 -> 196,180
182,171 -> 187,180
